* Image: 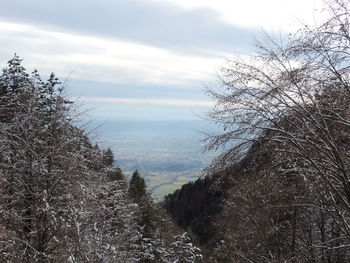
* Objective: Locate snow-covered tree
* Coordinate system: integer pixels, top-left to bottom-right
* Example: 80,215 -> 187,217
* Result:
76,178 -> 143,262
205,0 -> 350,261
0,56 -> 200,262
168,232 -> 202,263
0,56 -> 94,262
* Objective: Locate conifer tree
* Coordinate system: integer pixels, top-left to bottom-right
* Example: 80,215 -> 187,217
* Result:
168,232 -> 202,263
0,56 -> 93,262
102,148 -> 114,167
128,170 -> 147,203
0,56 -> 201,263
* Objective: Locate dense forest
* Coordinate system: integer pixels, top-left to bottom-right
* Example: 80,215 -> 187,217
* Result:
0,56 -> 202,262
3,0 -> 350,262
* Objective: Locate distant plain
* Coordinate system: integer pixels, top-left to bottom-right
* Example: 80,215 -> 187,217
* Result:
94,120 -> 218,199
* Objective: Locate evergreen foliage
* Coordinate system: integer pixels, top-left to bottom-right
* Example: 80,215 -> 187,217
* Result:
164,176 -> 224,244
0,56 -> 202,262
169,232 -> 202,263
102,148 -> 114,167
0,55 -> 90,261
129,170 -> 147,203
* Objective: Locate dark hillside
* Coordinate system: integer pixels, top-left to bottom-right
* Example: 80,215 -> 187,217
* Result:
163,175 -> 224,243
163,138 -> 272,245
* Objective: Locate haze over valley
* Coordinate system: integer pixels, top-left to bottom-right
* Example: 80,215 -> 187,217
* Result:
95,120 -> 218,199
3,1 -> 350,262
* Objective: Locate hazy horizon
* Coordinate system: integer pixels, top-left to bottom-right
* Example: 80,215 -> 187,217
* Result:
87,119 -> 219,199
0,0 -> 322,121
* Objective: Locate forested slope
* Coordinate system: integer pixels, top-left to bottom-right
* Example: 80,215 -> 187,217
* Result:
163,138 -> 273,246
0,56 -> 202,263
163,174 -> 225,244
165,1 -> 350,262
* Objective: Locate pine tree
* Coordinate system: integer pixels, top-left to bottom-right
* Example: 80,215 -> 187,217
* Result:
168,232 -> 202,263
102,148 -> 114,167
0,56 -> 200,262
0,56 -> 93,262
128,170 -> 147,203
79,179 -> 144,262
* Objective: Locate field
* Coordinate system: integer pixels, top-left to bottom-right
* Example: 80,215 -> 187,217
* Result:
96,120 -> 218,200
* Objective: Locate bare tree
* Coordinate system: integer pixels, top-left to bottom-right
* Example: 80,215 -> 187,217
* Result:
206,0 -> 350,261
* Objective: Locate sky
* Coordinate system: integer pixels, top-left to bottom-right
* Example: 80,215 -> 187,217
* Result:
0,0 -> 323,121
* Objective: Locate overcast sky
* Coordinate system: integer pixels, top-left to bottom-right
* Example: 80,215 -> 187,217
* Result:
0,0 -> 323,121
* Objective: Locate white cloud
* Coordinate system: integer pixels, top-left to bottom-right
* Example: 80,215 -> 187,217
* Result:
153,0 -> 324,30
0,0 -> 327,121
0,20 -> 222,86
78,96 -> 215,107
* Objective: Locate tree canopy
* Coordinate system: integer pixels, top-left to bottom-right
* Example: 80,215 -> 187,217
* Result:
0,56 -> 202,262
201,0 -> 350,261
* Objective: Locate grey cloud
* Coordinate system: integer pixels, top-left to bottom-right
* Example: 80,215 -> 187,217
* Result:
0,0 -> 261,55
67,78 -> 209,101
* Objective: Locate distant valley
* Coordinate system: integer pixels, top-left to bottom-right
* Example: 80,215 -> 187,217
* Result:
94,120 -> 218,199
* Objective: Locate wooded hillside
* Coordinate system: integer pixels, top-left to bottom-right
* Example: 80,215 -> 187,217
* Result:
165,1 -> 350,262
0,56 -> 202,262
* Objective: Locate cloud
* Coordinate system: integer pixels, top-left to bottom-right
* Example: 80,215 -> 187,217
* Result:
0,21 -> 222,88
151,0 -> 325,30
0,0 -> 260,55
76,96 -> 213,121
66,78 -> 212,101
78,96 -> 214,107
0,1 -> 251,121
